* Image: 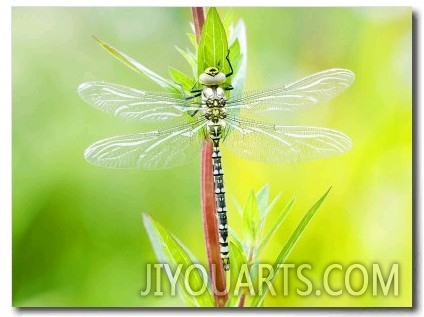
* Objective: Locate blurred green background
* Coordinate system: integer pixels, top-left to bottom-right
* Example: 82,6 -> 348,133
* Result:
12,7 -> 411,307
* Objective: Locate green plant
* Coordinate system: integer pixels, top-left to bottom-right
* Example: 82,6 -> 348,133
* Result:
142,185 -> 331,307
85,7 -> 333,307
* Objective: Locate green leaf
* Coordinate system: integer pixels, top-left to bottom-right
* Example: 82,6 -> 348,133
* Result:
231,195 -> 243,217
256,297 -> 265,307
225,294 -> 240,307
93,36 -> 179,92
198,7 -> 230,77
187,33 -> 198,51
227,20 -> 247,99
242,190 -> 260,246
228,241 -> 247,297
257,195 -> 296,253
222,9 -> 234,33
168,67 -> 196,94
251,188 -> 332,307
256,184 -> 270,220
142,213 -> 214,307
228,38 -> 241,62
229,227 -> 248,259
260,192 -> 282,223
230,240 -> 247,269
175,46 -> 198,79
228,227 -> 245,255
227,39 -> 243,86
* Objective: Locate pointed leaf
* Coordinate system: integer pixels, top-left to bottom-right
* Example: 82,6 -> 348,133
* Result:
227,39 -> 243,87
222,9 -> 234,33
229,227 -> 248,257
198,8 -> 230,77
187,33 -> 198,50
229,231 -> 245,262
251,188 -> 332,307
168,67 -> 196,94
93,36 -> 179,92
260,192 -> 283,223
258,195 -> 296,253
227,241 -> 247,298
256,184 -> 270,220
231,195 -> 243,217
142,213 -> 214,307
228,19 -> 247,99
228,38 -> 241,62
242,190 -> 260,246
175,46 -> 198,79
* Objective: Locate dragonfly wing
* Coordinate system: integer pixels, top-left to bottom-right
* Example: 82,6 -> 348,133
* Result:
226,68 -> 354,118
223,118 -> 352,164
84,121 -> 206,169
78,82 -> 201,124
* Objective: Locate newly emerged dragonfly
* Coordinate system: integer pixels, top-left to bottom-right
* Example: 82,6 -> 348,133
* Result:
79,67 -> 355,271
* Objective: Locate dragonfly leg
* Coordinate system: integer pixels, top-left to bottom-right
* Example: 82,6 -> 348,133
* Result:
222,84 -> 234,91
174,81 -> 201,100
224,50 -> 233,78
173,81 -> 203,117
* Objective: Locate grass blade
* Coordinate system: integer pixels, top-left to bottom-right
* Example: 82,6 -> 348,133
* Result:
242,190 -> 260,246
142,213 -> 214,307
175,46 -> 198,78
256,184 -> 270,221
228,19 -> 247,99
93,36 -> 178,92
251,187 -> 332,307
258,195 -> 295,252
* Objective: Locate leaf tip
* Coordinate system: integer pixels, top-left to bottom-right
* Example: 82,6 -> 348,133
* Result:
92,34 -> 102,44
141,212 -> 153,226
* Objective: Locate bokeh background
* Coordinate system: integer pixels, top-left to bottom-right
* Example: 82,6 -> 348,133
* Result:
12,7 -> 411,307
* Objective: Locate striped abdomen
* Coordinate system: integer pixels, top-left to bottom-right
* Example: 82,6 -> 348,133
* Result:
208,123 -> 230,271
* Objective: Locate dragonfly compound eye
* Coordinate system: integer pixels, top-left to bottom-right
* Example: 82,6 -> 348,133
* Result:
199,70 -> 226,86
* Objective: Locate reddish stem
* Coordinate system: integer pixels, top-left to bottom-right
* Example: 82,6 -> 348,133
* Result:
191,7 -> 205,44
201,140 -> 228,307
193,7 -> 228,307
238,295 -> 246,307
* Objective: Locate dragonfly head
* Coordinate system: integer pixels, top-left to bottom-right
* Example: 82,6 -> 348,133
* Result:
199,67 -> 226,86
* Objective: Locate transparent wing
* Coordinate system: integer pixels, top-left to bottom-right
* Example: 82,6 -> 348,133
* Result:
226,68 -> 355,119
78,81 -> 202,124
84,120 -> 206,169
222,117 -> 352,164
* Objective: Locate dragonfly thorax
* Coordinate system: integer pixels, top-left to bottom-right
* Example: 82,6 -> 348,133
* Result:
202,87 -> 227,123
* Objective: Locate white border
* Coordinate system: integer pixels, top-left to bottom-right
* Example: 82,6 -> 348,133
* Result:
4,0 -> 423,6
3,1 -> 421,316
2,2 -> 13,317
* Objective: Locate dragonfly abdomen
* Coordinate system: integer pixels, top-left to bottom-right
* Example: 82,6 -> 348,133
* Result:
207,122 -> 230,271
212,143 -> 230,271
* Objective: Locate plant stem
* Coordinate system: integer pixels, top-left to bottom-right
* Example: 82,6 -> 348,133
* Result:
201,140 -> 228,307
238,245 -> 254,307
191,7 -> 205,44
193,7 -> 228,307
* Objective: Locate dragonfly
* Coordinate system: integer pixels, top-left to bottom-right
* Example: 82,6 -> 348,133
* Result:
78,67 -> 355,271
